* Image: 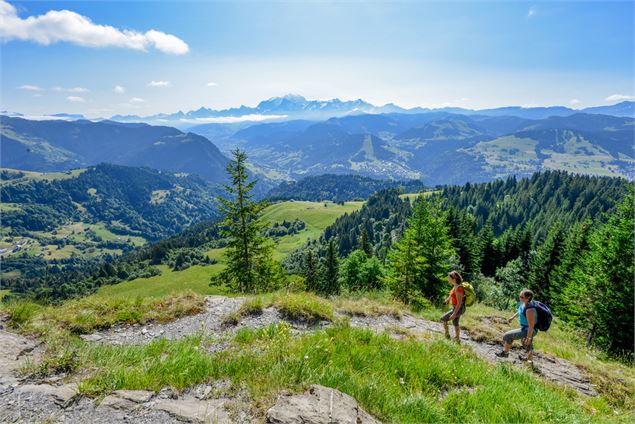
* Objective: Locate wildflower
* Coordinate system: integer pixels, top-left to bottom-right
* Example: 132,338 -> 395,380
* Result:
399,378 -> 405,385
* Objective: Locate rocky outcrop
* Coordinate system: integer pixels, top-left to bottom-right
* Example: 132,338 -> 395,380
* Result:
267,385 -> 381,424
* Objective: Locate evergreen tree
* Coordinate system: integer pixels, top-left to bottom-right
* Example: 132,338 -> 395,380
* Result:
385,198 -> 456,302
303,249 -> 320,292
564,191 -> 634,356
321,239 -> 340,295
359,228 -> 373,257
478,221 -> 497,276
548,220 -> 592,314
528,224 -> 565,303
213,149 -> 278,293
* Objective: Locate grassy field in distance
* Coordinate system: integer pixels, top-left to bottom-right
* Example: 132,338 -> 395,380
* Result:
94,201 -> 363,298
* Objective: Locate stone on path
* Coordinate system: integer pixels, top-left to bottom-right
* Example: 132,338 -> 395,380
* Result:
266,384 -> 381,424
153,396 -> 232,423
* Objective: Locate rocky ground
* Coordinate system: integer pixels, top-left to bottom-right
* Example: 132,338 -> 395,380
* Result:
0,296 -> 598,423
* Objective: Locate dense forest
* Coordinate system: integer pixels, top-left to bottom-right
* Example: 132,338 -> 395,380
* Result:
1,164 -> 222,239
266,174 -> 428,202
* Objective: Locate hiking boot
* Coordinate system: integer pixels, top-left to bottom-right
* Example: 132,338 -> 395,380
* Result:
518,354 -> 533,362
444,333 -> 451,340
495,351 -> 509,358
453,337 -> 461,344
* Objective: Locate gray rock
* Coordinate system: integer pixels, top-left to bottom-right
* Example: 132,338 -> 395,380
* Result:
113,389 -> 154,403
266,384 -> 381,424
80,334 -> 103,342
98,394 -> 139,411
153,396 -> 231,423
17,383 -> 79,408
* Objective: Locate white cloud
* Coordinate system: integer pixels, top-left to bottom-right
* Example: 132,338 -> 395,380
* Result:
114,85 -> 125,94
528,7 -> 536,17
129,97 -> 145,103
17,84 -> 42,91
569,98 -> 581,106
179,114 -> 288,124
206,82 -> 218,87
148,80 -> 170,87
605,94 -> 634,102
53,86 -> 89,93
66,96 -> 85,103
0,0 -> 189,55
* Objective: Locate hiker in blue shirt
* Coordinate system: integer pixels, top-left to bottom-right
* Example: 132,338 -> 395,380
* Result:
495,288 -> 538,363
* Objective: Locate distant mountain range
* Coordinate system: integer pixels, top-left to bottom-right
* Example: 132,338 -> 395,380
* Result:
0,116 -> 229,183
212,112 -> 634,184
2,97 -> 633,187
107,95 -> 634,128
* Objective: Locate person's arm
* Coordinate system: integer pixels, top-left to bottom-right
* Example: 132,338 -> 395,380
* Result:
508,311 -> 518,323
443,295 -> 451,305
523,308 -> 536,345
449,289 -> 464,319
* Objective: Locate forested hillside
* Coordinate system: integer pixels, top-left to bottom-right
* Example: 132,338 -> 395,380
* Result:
0,116 -> 229,182
0,164 -> 222,292
266,174 -> 427,202
281,171 -> 632,355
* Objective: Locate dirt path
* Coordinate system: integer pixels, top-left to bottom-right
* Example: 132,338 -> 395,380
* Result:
89,295 -> 597,397
0,296 -> 597,423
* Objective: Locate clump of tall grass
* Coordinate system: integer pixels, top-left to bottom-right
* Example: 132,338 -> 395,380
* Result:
76,324 -> 624,423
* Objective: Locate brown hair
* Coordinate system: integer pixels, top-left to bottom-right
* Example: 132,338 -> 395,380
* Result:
520,288 -> 534,300
448,270 -> 463,285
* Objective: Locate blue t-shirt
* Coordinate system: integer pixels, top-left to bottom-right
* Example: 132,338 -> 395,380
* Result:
518,302 -> 538,329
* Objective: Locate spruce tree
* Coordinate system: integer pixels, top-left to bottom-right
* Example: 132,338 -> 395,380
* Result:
566,191 -> 634,355
321,239 -> 340,295
214,149 -> 277,293
359,228 -> 373,257
385,198 -> 456,302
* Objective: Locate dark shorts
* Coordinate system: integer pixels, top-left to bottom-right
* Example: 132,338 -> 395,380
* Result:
441,303 -> 466,326
503,327 -> 538,351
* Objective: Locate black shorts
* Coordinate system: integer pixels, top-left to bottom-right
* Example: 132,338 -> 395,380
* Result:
441,303 -> 466,326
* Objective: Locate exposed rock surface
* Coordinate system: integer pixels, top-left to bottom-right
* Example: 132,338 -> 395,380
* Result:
266,384 -> 381,424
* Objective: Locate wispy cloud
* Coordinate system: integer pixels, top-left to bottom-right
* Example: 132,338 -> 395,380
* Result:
0,0 -> 189,55
66,96 -> 85,103
528,7 -> 537,18
114,85 -> 126,94
148,80 -> 170,87
605,94 -> 634,102
17,84 -> 43,91
129,97 -> 145,103
53,86 -> 89,93
206,82 -> 218,87
179,114 -> 288,124
569,98 -> 581,106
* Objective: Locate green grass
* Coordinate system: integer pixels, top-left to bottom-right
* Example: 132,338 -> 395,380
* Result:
5,291 -> 205,336
0,289 -> 10,301
419,302 -> 635,411
95,264 -> 228,299
261,201 -> 363,260
74,324 -> 628,423
96,201 -> 361,298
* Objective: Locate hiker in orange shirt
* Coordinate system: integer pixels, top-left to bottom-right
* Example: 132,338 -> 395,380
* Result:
441,270 -> 465,342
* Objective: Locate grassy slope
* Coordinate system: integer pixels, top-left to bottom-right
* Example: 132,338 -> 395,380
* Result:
260,200 -> 363,260
93,201 -> 363,299
6,291 -> 632,423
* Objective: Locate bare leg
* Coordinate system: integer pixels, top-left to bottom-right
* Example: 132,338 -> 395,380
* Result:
502,342 -> 511,353
442,321 -> 450,338
454,325 -> 461,341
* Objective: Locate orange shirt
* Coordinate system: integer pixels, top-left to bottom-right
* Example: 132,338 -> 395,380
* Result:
450,286 -> 465,305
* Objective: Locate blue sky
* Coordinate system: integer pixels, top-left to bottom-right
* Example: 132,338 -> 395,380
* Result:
1,0 -> 633,118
